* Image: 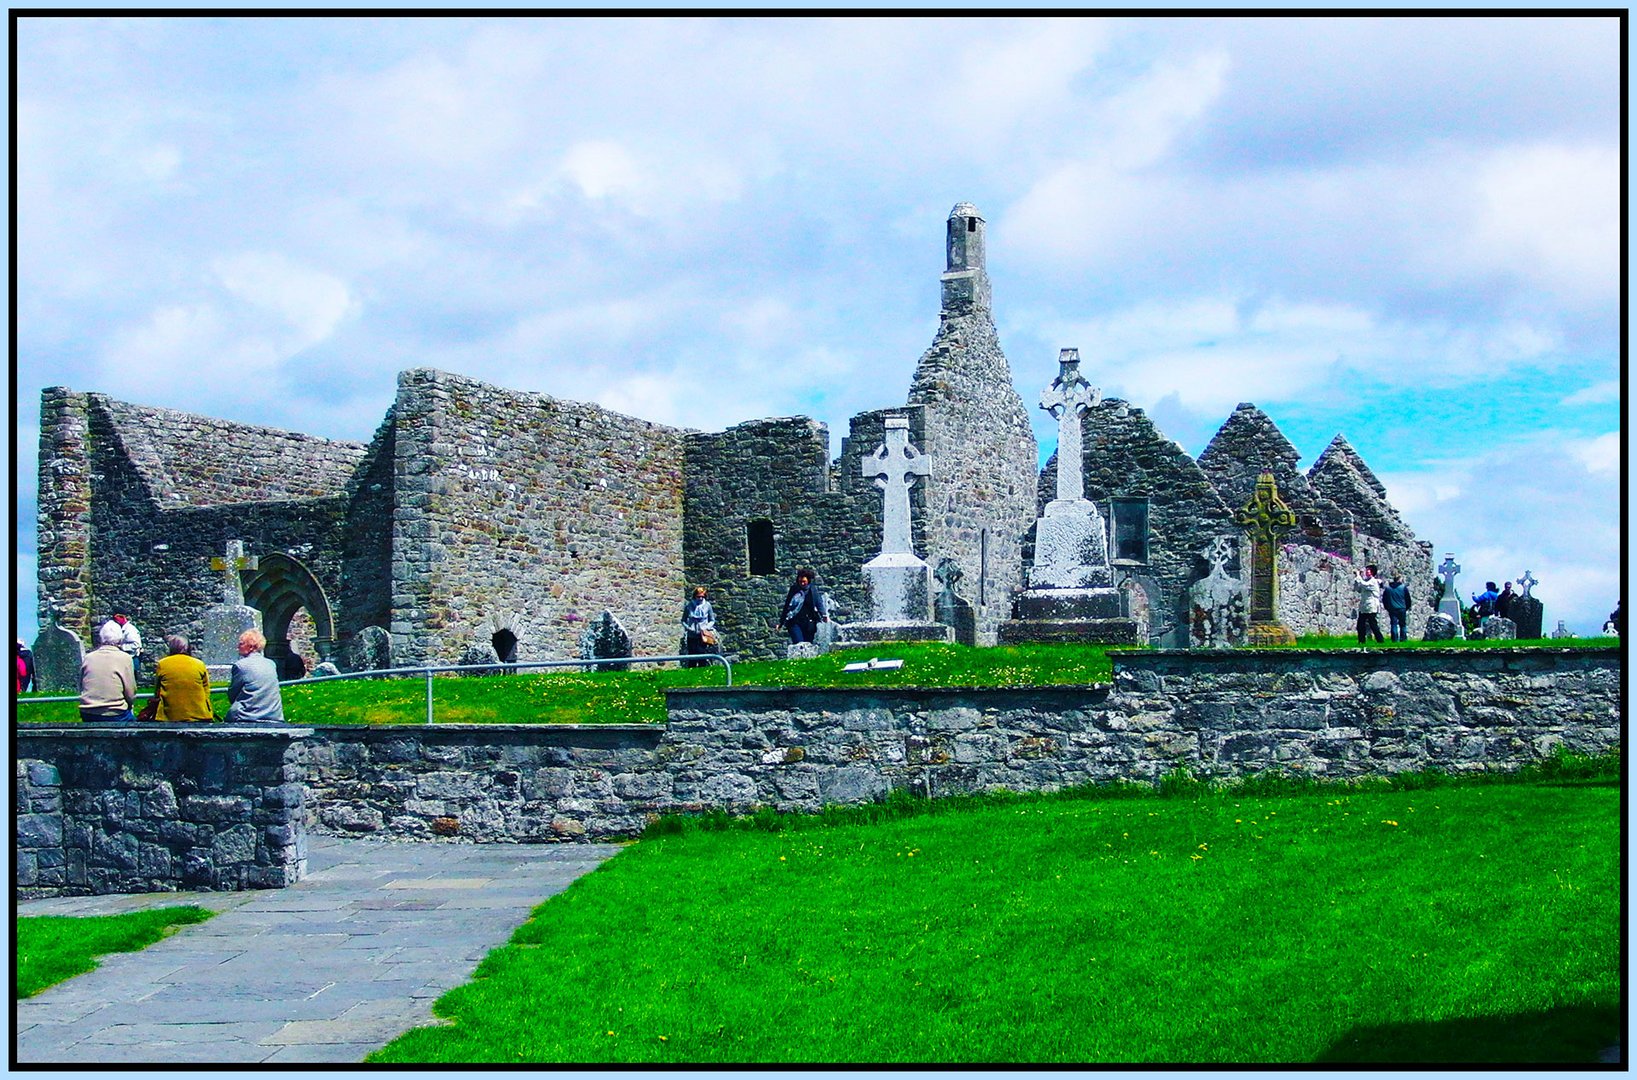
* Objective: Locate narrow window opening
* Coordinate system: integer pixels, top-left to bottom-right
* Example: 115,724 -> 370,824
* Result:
967,218 -> 977,232
747,519 -> 776,576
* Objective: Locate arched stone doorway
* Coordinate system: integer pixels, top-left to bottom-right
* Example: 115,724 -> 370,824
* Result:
243,553 -> 335,680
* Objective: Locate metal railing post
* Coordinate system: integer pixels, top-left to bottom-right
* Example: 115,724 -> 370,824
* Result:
426,668 -> 435,725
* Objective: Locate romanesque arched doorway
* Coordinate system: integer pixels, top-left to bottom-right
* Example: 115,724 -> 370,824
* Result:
243,553 -> 335,680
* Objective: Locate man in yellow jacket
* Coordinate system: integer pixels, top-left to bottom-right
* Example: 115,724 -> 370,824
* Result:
152,634 -> 214,722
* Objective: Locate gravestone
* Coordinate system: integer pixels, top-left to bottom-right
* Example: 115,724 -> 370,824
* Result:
30,617 -> 85,693
1551,620 -> 1573,639
580,611 -> 633,672
1479,615 -> 1517,640
1000,349 -> 1138,645
198,541 -> 263,679
838,416 -> 953,645
459,642 -> 506,676
343,625 -> 392,673
785,642 -> 821,660
1423,612 -> 1460,641
312,661 -> 342,678
1233,472 -> 1298,645
1434,554 -> 1466,639
1509,569 -> 1543,639
933,558 -> 977,646
1188,535 -> 1248,648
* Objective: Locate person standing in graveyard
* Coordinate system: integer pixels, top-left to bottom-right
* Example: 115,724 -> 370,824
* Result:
227,629 -> 285,724
1353,564 -> 1385,644
778,568 -> 828,644
15,638 -> 35,693
1381,572 -> 1412,643
1496,581 -> 1515,619
98,610 -> 144,679
1470,582 -> 1499,618
150,635 -> 214,722
78,622 -> 137,723
681,586 -> 719,668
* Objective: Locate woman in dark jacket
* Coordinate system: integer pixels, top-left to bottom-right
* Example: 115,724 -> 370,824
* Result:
777,568 -> 827,644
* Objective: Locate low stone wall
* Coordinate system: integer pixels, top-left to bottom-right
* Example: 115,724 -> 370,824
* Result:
15,727 -> 309,897
291,725 -> 665,842
16,649 -> 1622,891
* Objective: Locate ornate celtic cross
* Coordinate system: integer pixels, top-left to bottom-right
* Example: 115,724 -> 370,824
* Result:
1039,348 -> 1101,503
1517,569 -> 1537,599
1233,472 -> 1297,625
1438,554 -> 1461,598
862,416 -> 931,556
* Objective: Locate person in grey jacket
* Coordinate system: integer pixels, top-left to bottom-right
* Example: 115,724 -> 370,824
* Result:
227,629 -> 285,724
1381,572 -> 1413,643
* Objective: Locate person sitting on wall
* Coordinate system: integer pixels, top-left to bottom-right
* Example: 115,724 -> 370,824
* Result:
149,635 -> 214,722
1470,582 -> 1500,618
778,567 -> 828,645
1353,563 -> 1385,644
98,609 -> 144,679
79,622 -> 136,723
227,629 -> 285,725
1380,572 -> 1412,644
681,585 -> 718,669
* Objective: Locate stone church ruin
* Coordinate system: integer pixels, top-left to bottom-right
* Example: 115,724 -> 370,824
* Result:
36,203 -> 1433,671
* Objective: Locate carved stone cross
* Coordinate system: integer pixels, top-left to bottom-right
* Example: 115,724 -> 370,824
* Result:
1039,348 -> 1101,503
1517,569 -> 1537,598
1438,554 -> 1461,596
210,540 -> 259,606
1233,472 -> 1297,625
862,416 -> 930,556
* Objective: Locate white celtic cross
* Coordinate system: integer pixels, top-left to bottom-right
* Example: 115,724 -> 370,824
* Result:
1040,348 -> 1101,503
862,416 -> 931,556
1438,554 -> 1461,596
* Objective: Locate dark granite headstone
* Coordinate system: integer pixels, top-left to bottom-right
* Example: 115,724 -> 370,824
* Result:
343,626 -> 392,673
1509,596 -> 1543,639
579,611 -> 632,672
1423,612 -> 1460,641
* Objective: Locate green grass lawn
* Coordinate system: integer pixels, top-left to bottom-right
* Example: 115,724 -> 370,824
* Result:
1283,635 -> 1617,651
370,777 -> 1619,1065
15,906 -> 214,998
14,641 -> 1129,726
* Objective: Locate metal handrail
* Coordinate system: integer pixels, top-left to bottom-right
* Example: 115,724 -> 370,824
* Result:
14,652 -> 732,725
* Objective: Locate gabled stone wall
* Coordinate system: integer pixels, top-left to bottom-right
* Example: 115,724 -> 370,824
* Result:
389,369 -> 687,665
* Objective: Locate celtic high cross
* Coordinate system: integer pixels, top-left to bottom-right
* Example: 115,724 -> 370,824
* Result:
1039,348 -> 1100,503
862,416 -> 931,557
1233,472 -> 1298,625
210,540 -> 259,606
1438,554 -> 1461,598
1517,569 -> 1537,599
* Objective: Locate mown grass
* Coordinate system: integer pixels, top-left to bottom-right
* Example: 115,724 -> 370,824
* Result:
369,774 -> 1618,1065
15,906 -> 214,998
15,641 -> 1130,726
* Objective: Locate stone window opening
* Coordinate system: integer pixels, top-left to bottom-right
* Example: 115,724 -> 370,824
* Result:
491,629 -> 518,663
746,519 -> 776,576
967,218 -> 977,232
1110,497 -> 1150,564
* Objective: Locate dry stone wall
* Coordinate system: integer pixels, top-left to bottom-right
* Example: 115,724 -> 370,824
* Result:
389,369 -> 687,666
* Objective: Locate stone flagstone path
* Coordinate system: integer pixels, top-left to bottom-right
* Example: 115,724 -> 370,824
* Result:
16,836 -> 622,1064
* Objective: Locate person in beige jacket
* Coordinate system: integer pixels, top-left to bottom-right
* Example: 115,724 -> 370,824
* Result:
79,623 -> 136,722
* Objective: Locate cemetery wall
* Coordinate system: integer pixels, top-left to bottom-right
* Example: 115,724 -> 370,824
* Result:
15,727 -> 308,896
37,390 -> 366,672
293,648 -> 1618,843
683,416 -> 877,662
388,369 -> 688,666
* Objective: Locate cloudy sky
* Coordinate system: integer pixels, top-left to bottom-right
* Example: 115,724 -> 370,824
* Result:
12,14 -> 1623,643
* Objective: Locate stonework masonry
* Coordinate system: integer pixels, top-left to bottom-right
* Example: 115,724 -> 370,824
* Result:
17,649 -> 1619,892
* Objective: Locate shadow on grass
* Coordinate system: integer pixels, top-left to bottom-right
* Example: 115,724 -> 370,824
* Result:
1315,1003 -> 1621,1064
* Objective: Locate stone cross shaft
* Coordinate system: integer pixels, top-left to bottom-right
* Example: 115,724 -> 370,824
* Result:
1518,569 -> 1537,598
210,540 -> 259,606
862,417 -> 931,556
1438,555 -> 1461,595
1039,348 -> 1101,503
1233,473 -> 1298,624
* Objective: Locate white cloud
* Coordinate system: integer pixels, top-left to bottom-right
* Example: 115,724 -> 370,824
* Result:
1559,380 -> 1619,407
1568,432 -> 1620,475
213,251 -> 359,350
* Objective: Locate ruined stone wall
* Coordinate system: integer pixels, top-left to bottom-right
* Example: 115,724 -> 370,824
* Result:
389,369 -> 686,666
683,417 -> 875,661
37,389 -> 95,639
1198,403 -> 1351,556
336,416 -> 398,642
38,392 -> 364,670
15,727 -> 307,896
1056,398 -> 1241,647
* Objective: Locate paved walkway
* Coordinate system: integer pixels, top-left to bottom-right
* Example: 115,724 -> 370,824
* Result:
16,836 -> 622,1064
